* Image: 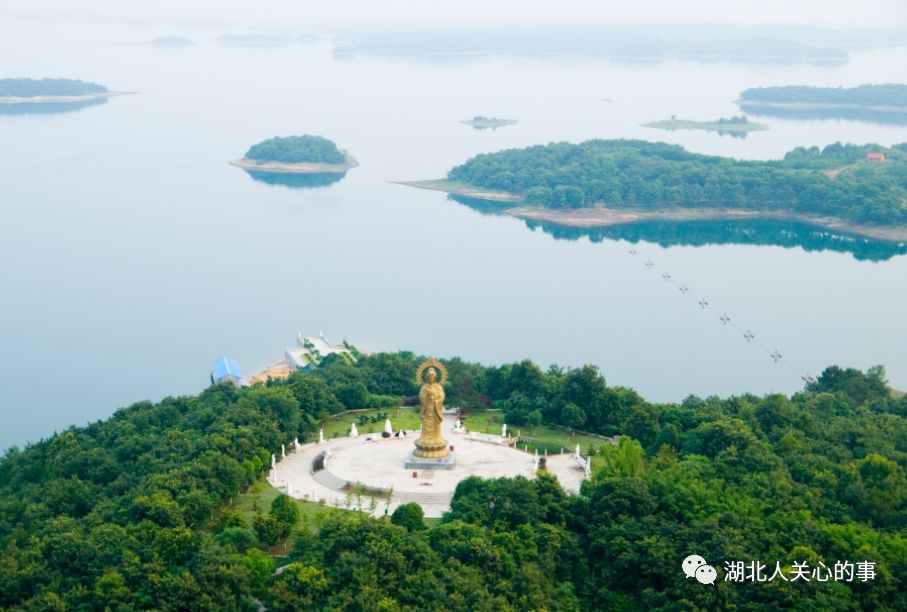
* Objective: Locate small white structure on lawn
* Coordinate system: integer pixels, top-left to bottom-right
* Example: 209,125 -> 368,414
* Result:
350,423 -> 359,438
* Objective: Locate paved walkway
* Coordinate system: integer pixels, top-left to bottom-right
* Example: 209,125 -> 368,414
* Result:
268,415 -> 588,517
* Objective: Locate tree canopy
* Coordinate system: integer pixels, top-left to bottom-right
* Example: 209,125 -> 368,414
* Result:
0,78 -> 108,97
1,354 -> 904,609
740,84 -> 907,108
446,139 -> 907,225
244,135 -> 346,164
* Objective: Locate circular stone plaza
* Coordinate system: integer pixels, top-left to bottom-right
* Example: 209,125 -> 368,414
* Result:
267,414 -> 591,517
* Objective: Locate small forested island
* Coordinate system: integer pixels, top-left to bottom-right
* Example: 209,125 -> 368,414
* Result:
401,139 -> 907,241
740,84 -> 907,111
0,351 -> 904,609
460,116 -> 518,130
643,115 -> 768,136
0,78 -> 127,103
230,135 -> 358,174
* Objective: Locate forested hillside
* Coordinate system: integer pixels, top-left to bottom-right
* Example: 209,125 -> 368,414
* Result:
0,78 -> 108,97
1,354 -> 904,610
740,84 -> 907,108
446,140 -> 907,225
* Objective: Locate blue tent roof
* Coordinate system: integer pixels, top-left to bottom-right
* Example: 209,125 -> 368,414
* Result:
211,356 -> 242,381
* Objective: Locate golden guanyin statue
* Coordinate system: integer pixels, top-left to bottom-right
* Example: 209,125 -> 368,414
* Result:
413,358 -> 449,459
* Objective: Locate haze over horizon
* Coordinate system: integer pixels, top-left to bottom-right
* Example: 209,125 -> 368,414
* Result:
2,0 -> 906,31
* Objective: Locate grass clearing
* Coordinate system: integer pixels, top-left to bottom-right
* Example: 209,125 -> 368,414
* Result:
309,406 -> 421,442
230,479 -> 348,536
459,410 -> 614,455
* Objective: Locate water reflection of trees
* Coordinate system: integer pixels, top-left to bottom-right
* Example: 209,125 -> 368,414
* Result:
244,170 -> 346,189
740,104 -> 907,126
0,98 -> 107,116
448,194 -> 906,262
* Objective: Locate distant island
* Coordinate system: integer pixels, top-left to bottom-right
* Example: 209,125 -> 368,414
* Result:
460,116 -> 518,130
399,139 -> 907,241
230,135 -> 358,174
334,27 -> 850,64
0,78 -> 129,105
643,115 -> 768,137
151,36 -> 193,48
739,84 -> 907,124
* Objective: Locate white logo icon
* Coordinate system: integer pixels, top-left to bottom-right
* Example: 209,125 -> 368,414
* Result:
696,564 -> 717,585
682,555 -> 707,578
683,554 -> 717,585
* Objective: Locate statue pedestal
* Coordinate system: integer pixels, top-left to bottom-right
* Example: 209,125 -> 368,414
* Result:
405,451 -> 456,471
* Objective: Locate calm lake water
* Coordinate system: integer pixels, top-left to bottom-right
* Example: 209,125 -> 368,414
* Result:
2,18 -> 907,450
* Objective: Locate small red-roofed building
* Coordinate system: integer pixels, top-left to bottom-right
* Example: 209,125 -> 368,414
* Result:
867,152 -> 886,163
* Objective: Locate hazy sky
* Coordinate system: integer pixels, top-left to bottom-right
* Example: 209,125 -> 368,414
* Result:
3,0 -> 907,30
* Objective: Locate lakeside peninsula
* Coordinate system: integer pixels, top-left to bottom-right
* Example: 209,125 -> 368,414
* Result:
643,115 -> 768,137
399,139 -> 907,241
0,78 -> 130,104
460,116 -> 518,130
739,84 -> 907,123
0,349 -> 904,609
230,135 -> 358,174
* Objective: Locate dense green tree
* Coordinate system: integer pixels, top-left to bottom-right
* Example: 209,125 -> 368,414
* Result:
253,514 -> 289,546
390,502 -> 426,531
335,382 -> 369,409
245,135 -> 346,164
270,494 -> 301,531
243,548 -> 276,590
214,527 -> 257,551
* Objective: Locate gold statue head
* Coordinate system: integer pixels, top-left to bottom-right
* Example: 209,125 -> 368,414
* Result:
416,358 -> 448,386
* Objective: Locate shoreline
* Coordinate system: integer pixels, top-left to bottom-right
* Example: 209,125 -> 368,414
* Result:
0,91 -> 134,104
643,119 -> 768,133
393,179 -> 520,202
509,207 -> 907,242
738,99 -> 907,114
230,152 -> 358,174
397,179 -> 907,242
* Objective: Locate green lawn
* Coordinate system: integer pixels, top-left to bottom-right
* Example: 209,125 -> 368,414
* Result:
230,479 -> 349,537
230,478 -> 438,557
309,406 -> 421,441
459,410 -> 613,455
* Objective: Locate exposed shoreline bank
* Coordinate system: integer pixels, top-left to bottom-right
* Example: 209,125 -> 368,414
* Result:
393,179 -> 520,202
397,179 -> 907,242
230,152 -> 358,174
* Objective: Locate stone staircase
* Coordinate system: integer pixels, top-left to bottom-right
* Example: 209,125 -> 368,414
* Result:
312,467 -> 347,491
393,490 -> 453,505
